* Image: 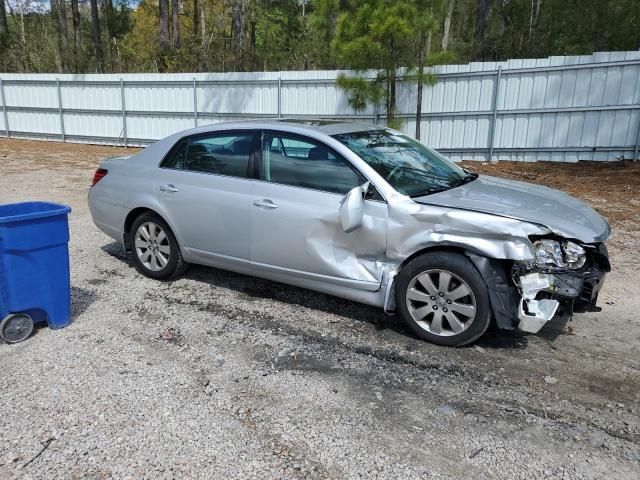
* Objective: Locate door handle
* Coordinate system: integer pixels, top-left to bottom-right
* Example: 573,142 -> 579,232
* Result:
160,184 -> 179,193
253,199 -> 278,209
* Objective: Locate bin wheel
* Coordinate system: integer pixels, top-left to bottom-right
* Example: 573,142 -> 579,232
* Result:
0,314 -> 34,344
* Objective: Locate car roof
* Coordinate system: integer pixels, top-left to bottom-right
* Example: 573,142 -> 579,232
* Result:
195,119 -> 385,136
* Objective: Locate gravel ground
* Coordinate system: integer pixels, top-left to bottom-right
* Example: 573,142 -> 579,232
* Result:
0,139 -> 638,479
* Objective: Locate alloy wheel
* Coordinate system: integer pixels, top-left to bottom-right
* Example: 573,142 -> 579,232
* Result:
135,222 -> 171,272
405,269 -> 477,337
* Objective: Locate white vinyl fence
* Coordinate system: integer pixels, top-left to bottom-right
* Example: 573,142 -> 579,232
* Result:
1,51 -> 639,162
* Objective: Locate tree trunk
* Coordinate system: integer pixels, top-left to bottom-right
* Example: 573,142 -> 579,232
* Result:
0,0 -> 8,43
103,0 -> 114,61
171,0 -> 180,48
51,0 -> 69,72
193,0 -> 199,37
19,3 -> 25,43
159,0 -> 170,52
415,33 -> 426,140
441,0 -> 455,51
474,0 -> 494,57
71,0 -> 81,72
200,4 -> 206,47
387,68 -> 396,124
231,0 -> 244,69
529,0 -> 542,42
89,0 -> 104,72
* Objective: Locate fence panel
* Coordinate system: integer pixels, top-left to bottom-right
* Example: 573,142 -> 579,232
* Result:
1,51 -> 639,162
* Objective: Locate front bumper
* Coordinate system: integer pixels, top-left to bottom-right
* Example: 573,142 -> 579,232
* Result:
515,243 -> 610,333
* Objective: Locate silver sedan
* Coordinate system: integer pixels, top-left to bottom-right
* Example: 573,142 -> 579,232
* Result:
89,120 -> 611,346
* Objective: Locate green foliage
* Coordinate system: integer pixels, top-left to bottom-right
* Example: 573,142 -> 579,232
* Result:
332,0 -> 445,124
333,0 -> 414,71
336,73 -> 384,112
118,0 -> 160,71
0,0 -> 637,75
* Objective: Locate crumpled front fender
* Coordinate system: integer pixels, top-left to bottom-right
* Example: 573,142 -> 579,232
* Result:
386,195 -> 551,263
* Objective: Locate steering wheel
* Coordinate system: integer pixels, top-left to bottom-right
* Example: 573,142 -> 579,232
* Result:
386,165 -> 403,182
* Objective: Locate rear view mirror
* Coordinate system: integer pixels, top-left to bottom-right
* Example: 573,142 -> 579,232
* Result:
339,182 -> 369,233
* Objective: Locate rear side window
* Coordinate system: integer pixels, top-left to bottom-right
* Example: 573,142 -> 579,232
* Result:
162,138 -> 189,169
161,132 -> 255,179
261,132 -> 362,195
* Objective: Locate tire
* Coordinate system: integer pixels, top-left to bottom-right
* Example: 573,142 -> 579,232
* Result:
395,252 -> 491,347
1,314 -> 34,343
130,212 -> 189,280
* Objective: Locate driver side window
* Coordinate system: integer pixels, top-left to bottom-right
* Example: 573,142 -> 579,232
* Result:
261,132 -> 363,195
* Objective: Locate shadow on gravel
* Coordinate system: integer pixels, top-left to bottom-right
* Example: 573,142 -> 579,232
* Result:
474,312 -> 570,350
100,241 -> 560,350
71,286 -> 98,318
101,242 -> 134,265
475,329 -> 529,350
100,241 -> 412,337
185,264 -> 413,336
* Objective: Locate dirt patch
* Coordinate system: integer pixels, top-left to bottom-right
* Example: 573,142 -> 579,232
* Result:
0,138 -> 141,174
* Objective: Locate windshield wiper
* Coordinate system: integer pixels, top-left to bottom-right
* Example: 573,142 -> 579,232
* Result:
449,172 -> 478,188
409,173 -> 478,198
409,186 -> 451,197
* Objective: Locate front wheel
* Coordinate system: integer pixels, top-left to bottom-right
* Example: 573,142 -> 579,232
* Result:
130,212 -> 188,280
395,252 -> 491,347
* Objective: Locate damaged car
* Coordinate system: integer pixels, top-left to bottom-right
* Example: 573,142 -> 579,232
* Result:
88,120 -> 610,346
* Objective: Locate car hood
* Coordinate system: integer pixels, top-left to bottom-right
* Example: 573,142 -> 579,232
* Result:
413,175 -> 610,243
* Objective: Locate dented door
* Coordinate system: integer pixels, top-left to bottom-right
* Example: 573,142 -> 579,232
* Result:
249,182 -> 388,290
250,130 -> 388,290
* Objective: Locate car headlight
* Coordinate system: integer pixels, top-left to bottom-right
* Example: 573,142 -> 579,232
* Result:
563,240 -> 586,269
533,239 -> 564,267
533,239 -> 586,270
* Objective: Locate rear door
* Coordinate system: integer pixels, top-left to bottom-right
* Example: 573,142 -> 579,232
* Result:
155,130 -> 259,262
249,130 -> 388,290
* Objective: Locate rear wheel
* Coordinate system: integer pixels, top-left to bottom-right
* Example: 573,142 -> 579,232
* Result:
1,314 -> 34,343
130,212 -> 188,280
396,252 -> 491,347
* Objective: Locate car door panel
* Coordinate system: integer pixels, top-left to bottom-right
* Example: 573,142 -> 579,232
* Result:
156,170 -> 253,260
250,130 -> 388,290
154,130 -> 258,261
250,182 -> 387,290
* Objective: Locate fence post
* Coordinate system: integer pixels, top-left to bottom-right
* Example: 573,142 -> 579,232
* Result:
193,78 -> 198,128
634,113 -> 640,162
0,78 -> 8,138
277,77 -> 282,118
120,78 -> 127,147
56,78 -> 65,142
487,66 -> 502,162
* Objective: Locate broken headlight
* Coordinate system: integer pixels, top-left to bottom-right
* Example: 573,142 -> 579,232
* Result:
563,241 -> 587,269
533,239 -> 586,270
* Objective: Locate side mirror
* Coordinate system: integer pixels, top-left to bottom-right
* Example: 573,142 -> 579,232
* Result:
339,182 -> 368,233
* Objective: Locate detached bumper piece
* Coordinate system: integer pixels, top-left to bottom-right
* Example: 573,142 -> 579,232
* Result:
515,243 -> 610,333
517,273 -> 560,333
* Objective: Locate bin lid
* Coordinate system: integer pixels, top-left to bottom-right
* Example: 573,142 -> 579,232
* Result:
0,202 -> 72,224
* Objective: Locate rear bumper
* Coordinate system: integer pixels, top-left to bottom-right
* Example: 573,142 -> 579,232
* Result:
88,191 -> 127,246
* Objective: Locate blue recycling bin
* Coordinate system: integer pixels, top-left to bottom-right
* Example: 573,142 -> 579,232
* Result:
0,202 -> 72,343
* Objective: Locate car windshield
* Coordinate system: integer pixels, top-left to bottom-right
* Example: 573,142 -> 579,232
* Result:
332,130 -> 476,197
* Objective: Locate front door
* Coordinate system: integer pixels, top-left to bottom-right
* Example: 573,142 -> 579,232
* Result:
155,130 -> 259,262
250,130 -> 388,290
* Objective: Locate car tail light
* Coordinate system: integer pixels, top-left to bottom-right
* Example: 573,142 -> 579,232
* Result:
92,168 -> 108,187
